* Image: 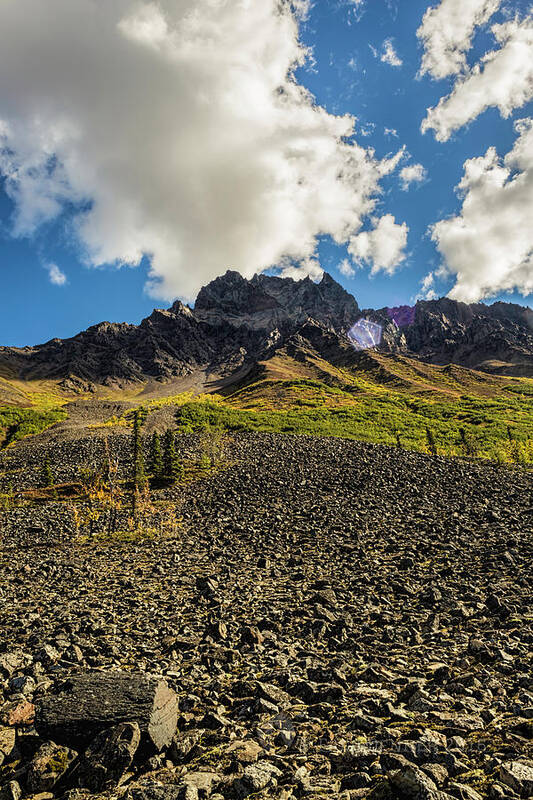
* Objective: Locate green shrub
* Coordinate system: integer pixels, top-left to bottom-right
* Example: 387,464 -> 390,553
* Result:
0,407 -> 66,448
171,383 -> 533,465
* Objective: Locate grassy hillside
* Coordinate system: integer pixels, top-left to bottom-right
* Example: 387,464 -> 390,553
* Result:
0,376 -> 74,409
173,381 -> 533,463
163,348 -> 532,463
87,350 -> 532,463
0,406 -> 67,448
2,347 -> 533,463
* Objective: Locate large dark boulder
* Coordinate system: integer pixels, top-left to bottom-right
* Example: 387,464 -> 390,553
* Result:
35,672 -> 178,752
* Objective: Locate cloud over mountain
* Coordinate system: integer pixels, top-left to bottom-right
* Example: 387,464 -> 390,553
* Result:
0,0 -> 402,301
348,214 -> 408,274
431,118 -> 533,302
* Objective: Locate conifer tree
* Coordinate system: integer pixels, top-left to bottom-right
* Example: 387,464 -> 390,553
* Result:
132,408 -> 148,490
132,408 -> 148,517
42,455 -> 54,488
150,431 -> 164,480
163,429 -> 182,482
425,426 -> 438,457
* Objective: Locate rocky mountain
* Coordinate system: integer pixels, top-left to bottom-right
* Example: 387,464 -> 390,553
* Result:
1,270 -> 532,390
402,298 -> 533,377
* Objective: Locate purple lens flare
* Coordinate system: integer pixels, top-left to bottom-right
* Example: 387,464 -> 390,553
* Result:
347,318 -> 382,351
386,305 -> 415,328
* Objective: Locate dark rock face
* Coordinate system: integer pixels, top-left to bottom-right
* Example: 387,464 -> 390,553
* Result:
404,299 -> 533,376
195,271 -> 281,315
1,271 -> 532,384
0,272 -> 361,387
195,271 -> 359,331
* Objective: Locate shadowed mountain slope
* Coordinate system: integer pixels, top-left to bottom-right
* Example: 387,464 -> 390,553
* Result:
1,272 -> 532,407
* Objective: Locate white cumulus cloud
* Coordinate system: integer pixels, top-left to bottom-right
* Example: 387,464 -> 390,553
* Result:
348,214 -> 408,275
417,0 -> 501,80
338,258 -> 356,278
279,257 -> 324,282
399,163 -> 428,190
0,0 -> 405,302
422,15 -> 533,141
381,39 -> 403,67
46,263 -> 67,286
416,272 -> 438,301
431,118 -> 533,302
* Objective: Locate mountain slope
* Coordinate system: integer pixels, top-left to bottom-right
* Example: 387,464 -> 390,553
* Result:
404,298 -> 533,376
1,271 -> 532,408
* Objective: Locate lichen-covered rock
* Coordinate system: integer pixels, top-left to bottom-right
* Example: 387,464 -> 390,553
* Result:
232,761 -> 282,796
389,764 -> 441,800
26,741 -> 77,793
0,726 -> 16,766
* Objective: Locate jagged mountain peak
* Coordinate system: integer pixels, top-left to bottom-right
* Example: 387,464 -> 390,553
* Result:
0,270 -> 532,390
195,270 -> 281,315
193,270 -> 360,340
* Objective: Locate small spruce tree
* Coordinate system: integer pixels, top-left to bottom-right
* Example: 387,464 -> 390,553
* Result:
163,429 -> 183,482
149,431 -> 164,480
42,455 -> 54,488
132,409 -> 148,488
132,408 -> 148,517
425,427 -> 438,457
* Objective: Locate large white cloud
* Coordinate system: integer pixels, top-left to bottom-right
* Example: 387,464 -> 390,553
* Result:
431,118 -> 533,302
348,214 -> 408,275
422,15 -> 533,141
417,0 -> 501,80
0,0 -> 403,301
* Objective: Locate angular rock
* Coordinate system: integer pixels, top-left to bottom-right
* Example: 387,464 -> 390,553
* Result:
226,739 -> 264,764
0,727 -> 16,766
77,721 -> 141,791
181,772 -> 221,798
0,782 -> 21,800
448,783 -> 483,800
0,653 -> 29,678
389,764 -> 441,800
499,761 -> 533,798
1,701 -> 35,727
26,741 -> 77,793
233,761 -> 283,796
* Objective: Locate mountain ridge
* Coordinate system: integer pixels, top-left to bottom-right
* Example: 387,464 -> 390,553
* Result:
1,270 -> 533,397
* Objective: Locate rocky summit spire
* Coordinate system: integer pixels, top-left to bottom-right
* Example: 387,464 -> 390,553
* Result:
1,270 -> 532,388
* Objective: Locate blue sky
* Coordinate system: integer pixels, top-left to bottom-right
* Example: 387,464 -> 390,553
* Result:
297,0 -> 533,310
0,0 -> 532,346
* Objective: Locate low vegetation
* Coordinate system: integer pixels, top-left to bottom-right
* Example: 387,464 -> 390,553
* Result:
0,406 -> 67,449
2,354 -> 533,465
172,378 -> 533,464
1,408 -> 230,538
